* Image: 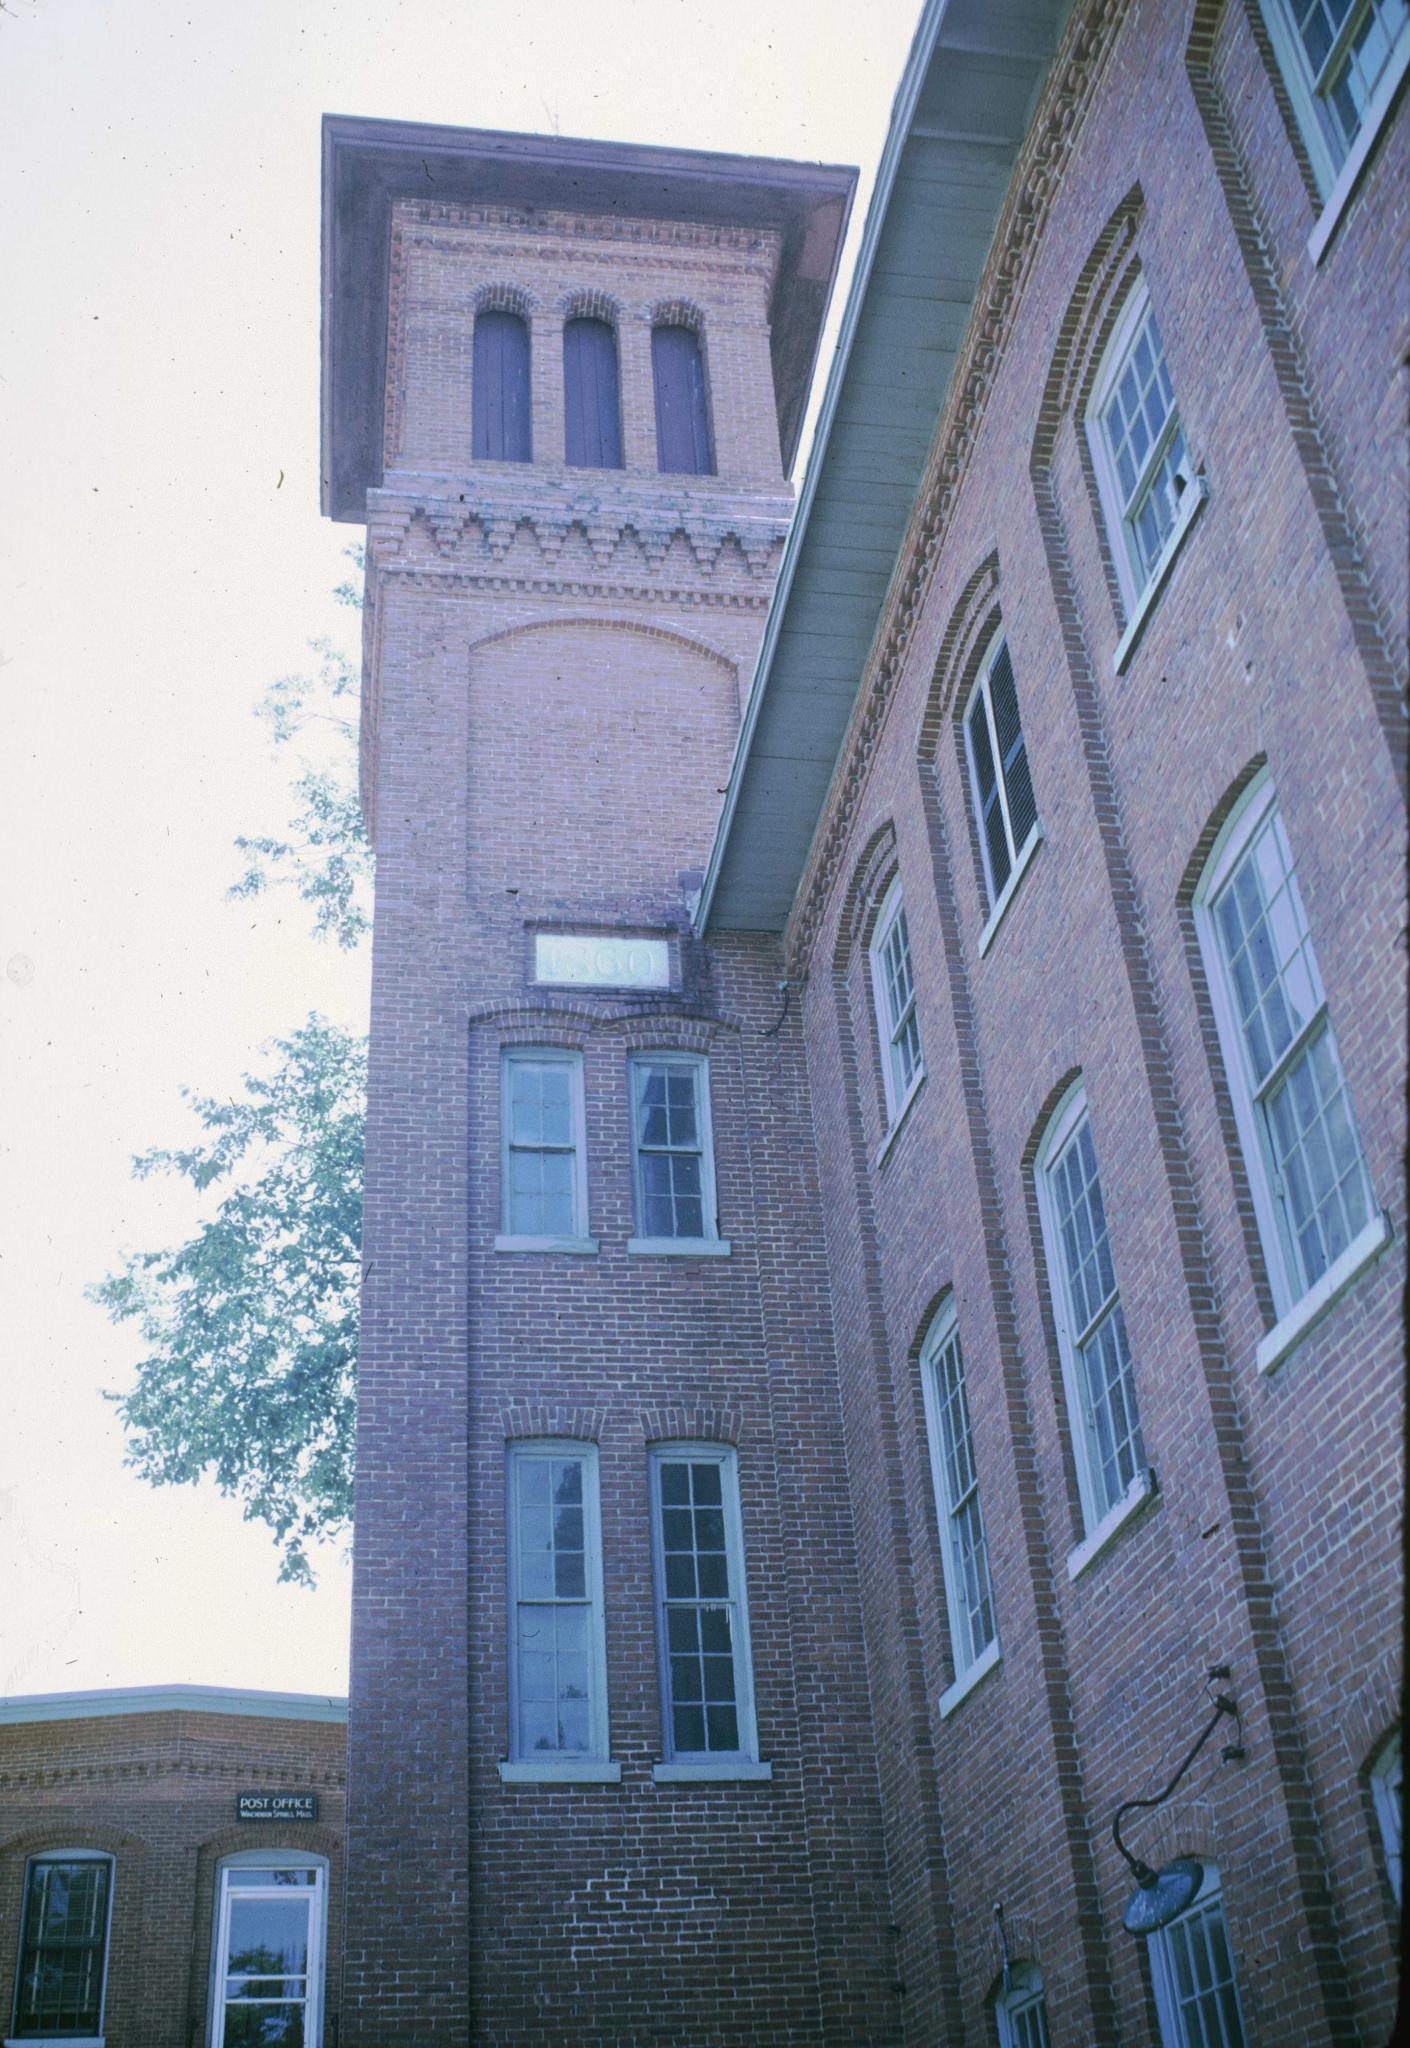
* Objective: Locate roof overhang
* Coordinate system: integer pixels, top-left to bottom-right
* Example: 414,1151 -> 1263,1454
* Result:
697,0 -> 1067,935
321,117 -> 856,522
0,1684 -> 348,1725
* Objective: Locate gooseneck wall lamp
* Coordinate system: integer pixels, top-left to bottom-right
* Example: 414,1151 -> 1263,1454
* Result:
1112,1668 -> 1246,1936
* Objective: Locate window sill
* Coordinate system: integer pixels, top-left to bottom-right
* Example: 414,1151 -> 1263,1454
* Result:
1308,34 -> 1410,265
977,824 -> 1044,959
1067,1467 -> 1159,1581
652,1758 -> 773,1783
626,1236 -> 731,1258
498,1758 -> 622,1784
938,1637 -> 1002,1719
495,1233 -> 599,1255
1112,477 -> 1208,674
875,1068 -> 926,1169
1257,1212 -> 1392,1375
6,2040 -> 105,2047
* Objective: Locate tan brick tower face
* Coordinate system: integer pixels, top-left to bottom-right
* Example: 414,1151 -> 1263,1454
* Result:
330,132 -> 897,2046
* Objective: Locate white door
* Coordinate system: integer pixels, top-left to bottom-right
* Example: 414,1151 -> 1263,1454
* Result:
212,1859 -> 325,2047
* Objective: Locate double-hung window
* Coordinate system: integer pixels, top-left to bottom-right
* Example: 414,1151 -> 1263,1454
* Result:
1036,1087 -> 1149,1550
963,633 -> 1040,931
649,1445 -> 764,1776
994,1962 -> 1053,2048
12,1852 -> 113,2040
210,1854 -> 326,2048
1261,0 -> 1410,223
918,1303 -> 998,1705
1148,1864 -> 1248,2048
1088,284 -> 1199,621
629,1053 -> 724,1252
1195,777 -> 1380,1355
499,1048 -> 590,1248
504,1442 -> 613,1779
869,879 -> 924,1130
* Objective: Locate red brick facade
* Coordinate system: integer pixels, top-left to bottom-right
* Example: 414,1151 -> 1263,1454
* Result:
0,1690 -> 345,2048
328,3 -> 1405,2041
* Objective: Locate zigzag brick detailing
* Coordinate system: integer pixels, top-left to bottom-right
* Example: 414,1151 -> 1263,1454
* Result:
0,1688 -> 347,2048
323,0 -> 1406,2035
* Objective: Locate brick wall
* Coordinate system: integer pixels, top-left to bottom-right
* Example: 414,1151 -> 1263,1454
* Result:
788,2 -> 1405,2044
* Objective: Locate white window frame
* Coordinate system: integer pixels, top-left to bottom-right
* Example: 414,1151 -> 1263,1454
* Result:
502,1439 -> 616,1783
1148,1863 -> 1248,2048
648,1443 -> 769,1781
962,630 -> 1044,953
627,1052 -> 728,1256
1086,282 -> 1206,661
1035,1083 -> 1154,1569
1370,1729 -> 1402,1905
1259,0 -> 1410,257
206,1850 -> 328,2048
918,1301 -> 1000,1713
869,876 -> 925,1134
1194,773 -> 1385,1370
8,1849 -> 115,2048
497,1046 -> 594,1253
994,1961 -> 1053,2048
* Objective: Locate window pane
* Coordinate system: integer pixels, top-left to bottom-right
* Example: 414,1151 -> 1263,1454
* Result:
652,324 -> 713,475
989,642 -> 1038,854
1160,1892 -> 1247,2048
656,1457 -> 747,1755
222,2007 -> 306,2048
473,309 -> 531,462
563,317 -> 623,469
16,1859 -> 111,2034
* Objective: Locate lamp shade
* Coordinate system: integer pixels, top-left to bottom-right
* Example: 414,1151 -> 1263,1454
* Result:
1122,1856 -> 1204,1935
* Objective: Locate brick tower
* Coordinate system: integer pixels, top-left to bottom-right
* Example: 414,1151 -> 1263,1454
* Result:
321,121 -> 898,2045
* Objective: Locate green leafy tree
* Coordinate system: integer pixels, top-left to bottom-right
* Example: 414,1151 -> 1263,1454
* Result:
91,586 -> 369,1584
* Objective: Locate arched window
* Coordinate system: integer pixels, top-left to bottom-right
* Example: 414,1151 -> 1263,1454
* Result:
210,1850 -> 329,2047
563,317 -> 623,469
473,309 -> 531,463
14,1851 -> 114,2037
652,323 -> 714,475
994,1960 -> 1052,2048
1148,1863 -> 1247,2048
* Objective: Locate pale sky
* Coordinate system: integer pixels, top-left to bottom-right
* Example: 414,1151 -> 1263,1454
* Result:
0,0 -> 919,1699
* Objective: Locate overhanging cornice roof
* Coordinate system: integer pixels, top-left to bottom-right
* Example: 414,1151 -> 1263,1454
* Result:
321,117 -> 856,522
698,0 -> 1066,935
0,1684 -> 347,1725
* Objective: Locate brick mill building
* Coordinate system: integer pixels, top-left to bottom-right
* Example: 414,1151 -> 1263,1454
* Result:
318,1 -> 1406,2044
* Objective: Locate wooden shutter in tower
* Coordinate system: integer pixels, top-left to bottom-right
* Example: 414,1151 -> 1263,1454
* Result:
564,317 -> 624,469
652,324 -> 714,475
473,310 -> 531,462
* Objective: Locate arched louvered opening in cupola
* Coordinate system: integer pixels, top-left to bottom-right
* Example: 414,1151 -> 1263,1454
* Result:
473,309 -> 531,462
652,323 -> 714,476
563,316 -> 624,469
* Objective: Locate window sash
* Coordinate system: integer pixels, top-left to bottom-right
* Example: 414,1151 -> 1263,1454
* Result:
870,886 -> 923,1122
1263,0 -> 1410,193
921,1310 -> 997,1676
1150,1884 -> 1248,2048
1371,1734 -> 1402,1904
507,1445 -> 607,1761
1199,783 -> 1376,1310
501,1050 -> 586,1239
1087,286 -> 1193,607
630,1055 -> 716,1240
965,637 -> 1037,907
1038,1094 -> 1147,1528
15,1856 -> 113,2037
996,1974 -> 1053,2048
650,1447 -> 757,1761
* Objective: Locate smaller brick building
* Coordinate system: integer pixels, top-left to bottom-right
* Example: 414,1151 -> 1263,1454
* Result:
0,1686 -> 346,2048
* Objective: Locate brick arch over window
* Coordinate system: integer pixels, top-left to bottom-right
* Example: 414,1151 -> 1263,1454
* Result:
647,296 -> 706,333
467,613 -> 737,680
832,818 -> 899,973
473,281 -> 537,317
560,287 -> 622,327
642,1403 -> 742,1446
1029,183 -> 1146,624
501,1403 -> 606,1443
